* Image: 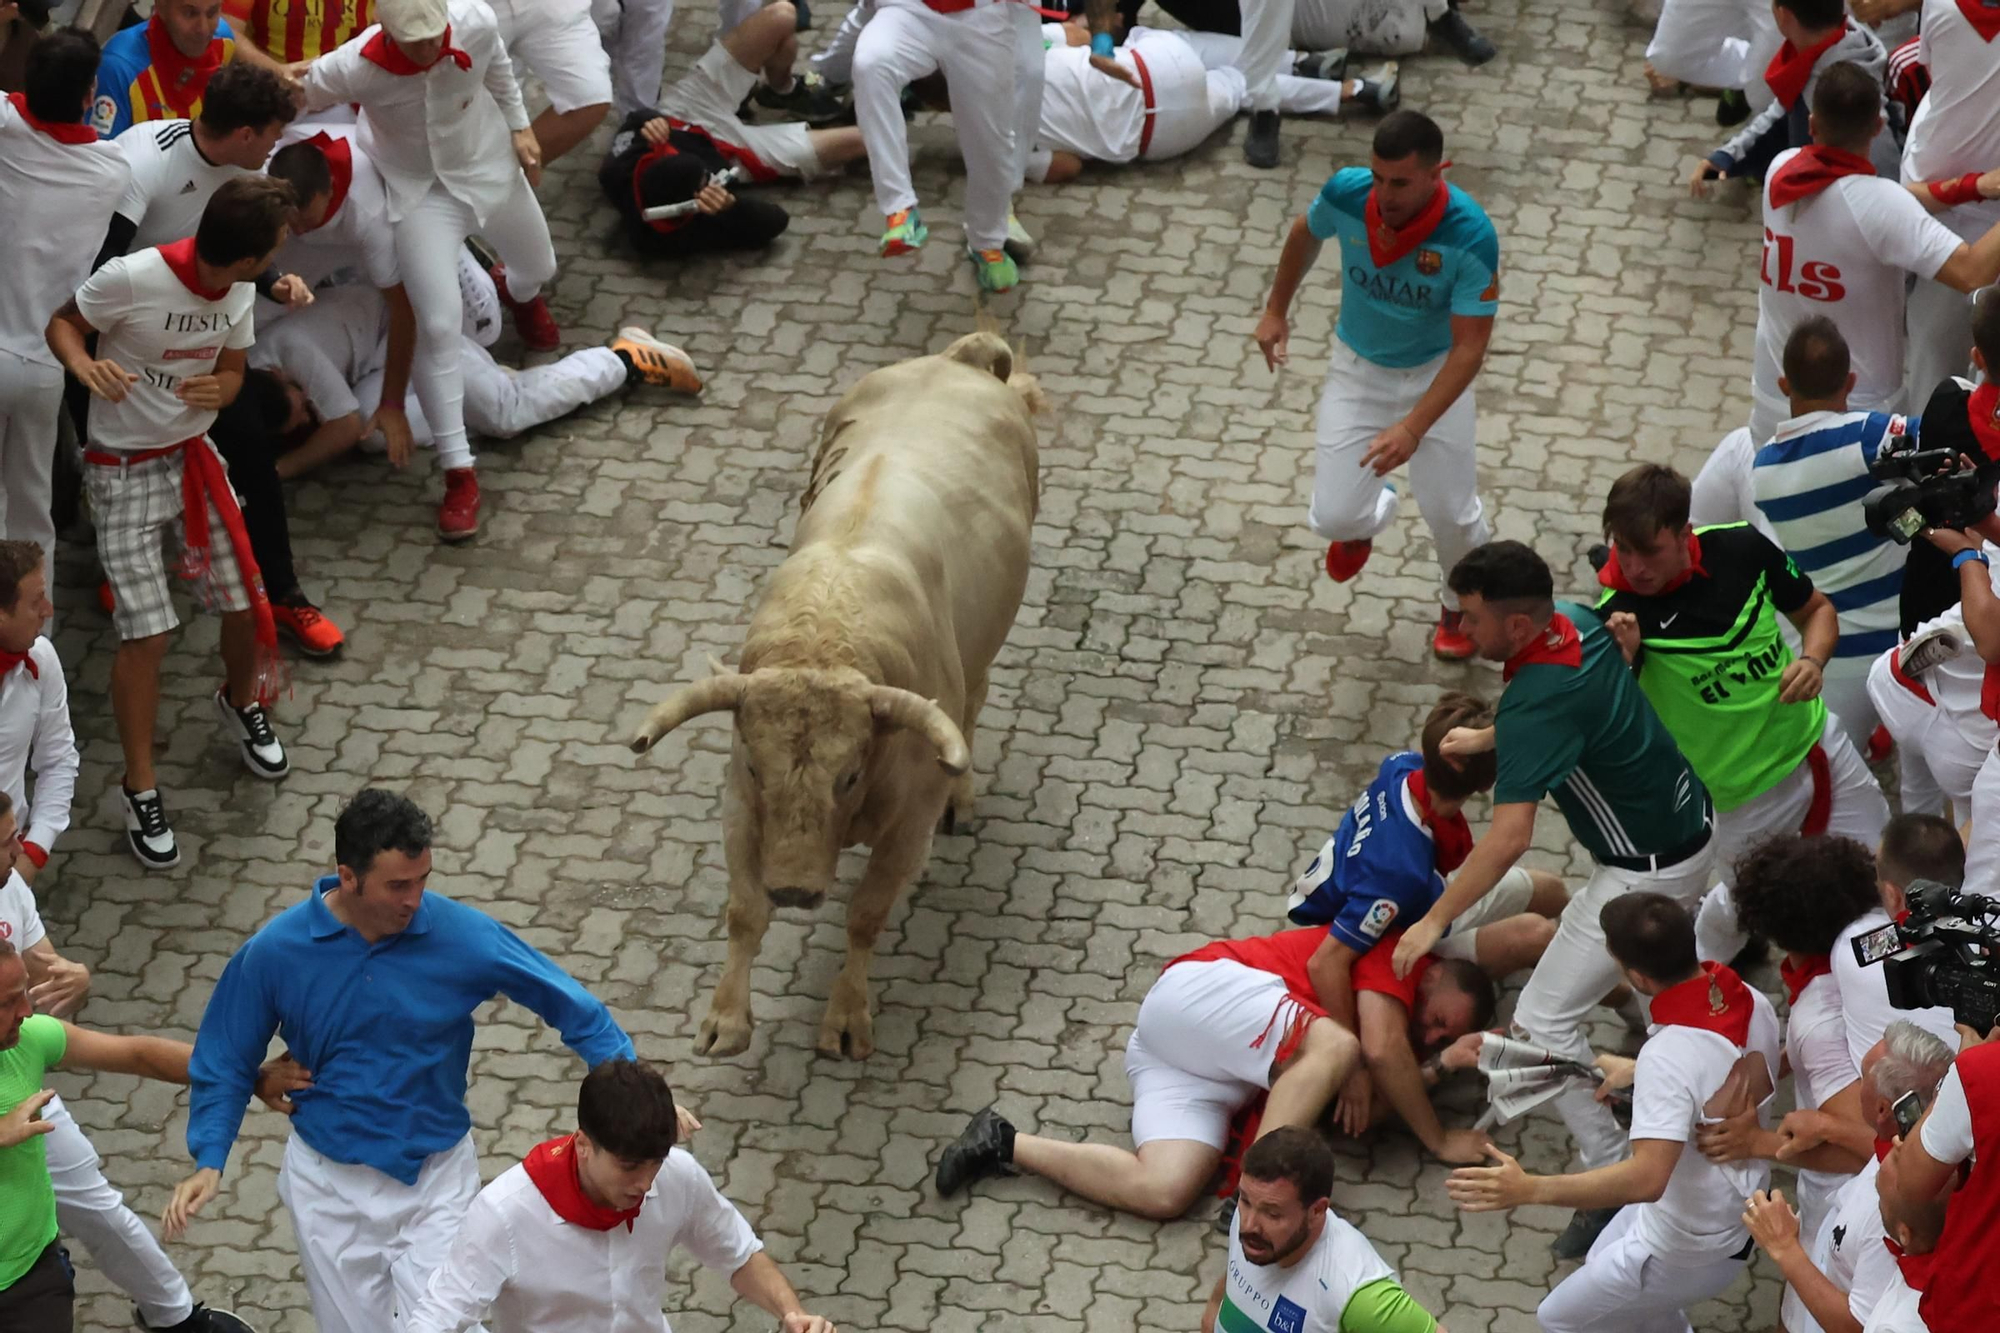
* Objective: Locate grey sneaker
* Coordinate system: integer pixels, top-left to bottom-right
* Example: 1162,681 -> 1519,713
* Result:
1293,47 -> 1348,81
1900,621 -> 1963,676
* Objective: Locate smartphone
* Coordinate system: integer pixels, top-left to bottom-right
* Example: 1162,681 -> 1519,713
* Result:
1852,922 -> 1903,967
1892,1090 -> 1923,1138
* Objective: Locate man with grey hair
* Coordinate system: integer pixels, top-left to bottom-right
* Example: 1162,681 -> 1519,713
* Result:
1741,1021 -> 1955,1333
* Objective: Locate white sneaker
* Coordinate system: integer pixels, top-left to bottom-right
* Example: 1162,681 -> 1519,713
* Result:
1900,622 -> 1962,677
214,689 -> 289,780
122,787 -> 179,870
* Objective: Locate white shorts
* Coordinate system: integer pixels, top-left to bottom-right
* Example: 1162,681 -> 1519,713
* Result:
659,42 -> 822,180
1868,648 -> 1991,811
1431,865 -> 1535,962
487,0 -> 614,113
1125,959 -> 1305,1149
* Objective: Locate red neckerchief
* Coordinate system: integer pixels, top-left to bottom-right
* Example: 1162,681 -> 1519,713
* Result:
1501,612 -> 1583,682
1967,383 -> 2000,462
143,13 -> 227,112
305,132 -> 354,222
0,649 -> 37,681
1597,530 -> 1707,596
1407,770 -> 1473,875
1648,962 -> 1756,1045
157,238 -> 230,300
1364,178 -> 1449,270
1956,0 -> 2000,43
178,439 -> 286,705
1780,953 -> 1832,1006
359,25 -> 472,74
522,1134 -> 642,1232
5,91 -> 97,145
1767,144 -> 1877,209
1766,23 -> 1849,107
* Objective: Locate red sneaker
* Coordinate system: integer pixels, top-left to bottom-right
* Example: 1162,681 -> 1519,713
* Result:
272,597 -> 346,658
1433,609 -> 1476,661
1867,724 -> 1892,765
97,580 -> 115,615
438,468 -> 481,542
488,262 -> 560,351
1324,539 -> 1373,583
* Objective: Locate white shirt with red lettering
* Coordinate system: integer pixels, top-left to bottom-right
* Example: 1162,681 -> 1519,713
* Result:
1754,149 -> 1962,412
72,245 -> 256,452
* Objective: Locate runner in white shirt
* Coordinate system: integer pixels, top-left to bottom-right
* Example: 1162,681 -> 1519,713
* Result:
45,176 -> 296,872
0,545 -> 76,881
1868,591 -> 1998,816
1448,893 -> 1781,1332
1831,815 -> 1964,1064
1203,1127 -> 1443,1333
407,1059 -> 833,1333
1748,62 -> 2000,442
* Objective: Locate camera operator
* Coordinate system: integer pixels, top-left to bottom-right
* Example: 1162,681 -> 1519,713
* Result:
1886,1014 -> 2000,1330
1832,816 -> 1962,1067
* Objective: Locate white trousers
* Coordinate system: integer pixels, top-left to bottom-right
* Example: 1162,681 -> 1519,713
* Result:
1538,1205 -> 1748,1333
811,0 -> 867,83
1867,649 -> 1988,816
1514,845 -> 1716,1169
277,1133 -> 483,1333
1236,0 -> 1296,111
0,350 -> 63,600
1645,0 -> 1779,104
394,182 -> 556,471
853,0 -> 1040,250
44,1094 -> 195,1328
1965,747 -> 2000,897
1821,657 -> 1880,752
1176,31 -> 1347,118
593,0 -> 676,115
1309,340 -> 1488,611
360,345 -> 626,445
1693,716 -> 1889,964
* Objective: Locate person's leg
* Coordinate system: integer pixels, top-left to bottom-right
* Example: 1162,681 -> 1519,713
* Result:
1008,2 -> 1045,195
480,173 -> 560,304
207,418 -> 299,599
276,1137 -> 403,1333
393,189 -> 479,474
461,342 -> 626,439
852,5 -> 934,220
0,1242 -> 75,1333
1817,717 -> 1890,846
1235,0 -> 1297,112
1176,29 -> 1245,68
717,0 -> 766,35
1820,658 -> 1880,753
1008,1135 -> 1222,1220
385,1137 -> 482,1320
1307,345 -> 1400,546
719,0 -> 800,83
805,125 -> 869,168
810,0 -> 871,83
1402,371 -> 1488,612
88,458 -> 182,796
933,4 -> 1024,252
1274,71 -> 1345,116
43,1098 -> 195,1330
0,354 -> 64,598
1904,277 -> 1976,415
596,0 -> 675,115
1537,1209 -> 1719,1333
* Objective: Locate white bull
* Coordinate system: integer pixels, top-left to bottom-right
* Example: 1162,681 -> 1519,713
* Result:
630,332 -> 1043,1058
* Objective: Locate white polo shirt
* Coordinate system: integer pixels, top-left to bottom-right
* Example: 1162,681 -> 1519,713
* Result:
1789,1156 -> 1901,1332
248,284 -> 388,422
1788,969 -> 1862,1235
73,243 -> 256,452
114,119 -> 248,251
1628,989 -> 1783,1257
300,2 -> 532,228
1832,910 -> 1960,1068
0,95 -> 130,368
0,639 -> 78,861
406,1148 -> 763,1333
1863,1269 -> 1928,1333
1755,151 -> 1962,411
264,124 -> 400,323
0,869 -> 46,953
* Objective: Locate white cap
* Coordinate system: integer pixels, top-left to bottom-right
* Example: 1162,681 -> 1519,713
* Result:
377,0 -> 449,43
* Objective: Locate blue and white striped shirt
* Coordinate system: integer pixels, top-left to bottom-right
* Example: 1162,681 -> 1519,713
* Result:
1751,409 -> 1910,661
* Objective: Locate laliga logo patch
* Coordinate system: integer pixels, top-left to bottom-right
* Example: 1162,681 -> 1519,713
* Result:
1359,898 -> 1398,939
1415,249 -> 1442,276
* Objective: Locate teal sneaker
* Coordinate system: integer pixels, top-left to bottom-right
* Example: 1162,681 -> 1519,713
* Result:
968,247 -> 1019,293
880,208 -> 927,257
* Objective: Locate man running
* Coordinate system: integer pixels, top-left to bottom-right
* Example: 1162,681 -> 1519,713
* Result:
1255,110 -> 1499,660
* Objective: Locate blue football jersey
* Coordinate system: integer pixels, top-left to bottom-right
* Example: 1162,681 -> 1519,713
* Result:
1288,752 -> 1451,952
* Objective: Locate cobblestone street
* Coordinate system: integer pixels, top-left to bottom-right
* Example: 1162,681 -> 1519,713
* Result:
42,0 -> 1788,1327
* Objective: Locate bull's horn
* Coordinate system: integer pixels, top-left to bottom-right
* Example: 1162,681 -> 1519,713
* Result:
868,686 -> 971,776
630,675 -> 748,754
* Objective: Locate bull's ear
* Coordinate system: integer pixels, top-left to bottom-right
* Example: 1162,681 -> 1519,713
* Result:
630,675 -> 748,754
868,686 -> 970,775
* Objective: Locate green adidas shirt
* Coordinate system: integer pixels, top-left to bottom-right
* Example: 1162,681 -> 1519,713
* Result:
1592,524 -> 1826,813
0,1015 -> 64,1290
1493,602 -> 1711,863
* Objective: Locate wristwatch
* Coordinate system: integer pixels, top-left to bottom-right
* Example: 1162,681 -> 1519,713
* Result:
1953,549 -> 1991,571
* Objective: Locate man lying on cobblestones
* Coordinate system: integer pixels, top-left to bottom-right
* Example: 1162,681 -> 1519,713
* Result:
1447,893 -> 1779,1332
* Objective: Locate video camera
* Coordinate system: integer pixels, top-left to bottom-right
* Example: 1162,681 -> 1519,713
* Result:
1852,879 -> 2000,1032
1863,435 -> 1999,544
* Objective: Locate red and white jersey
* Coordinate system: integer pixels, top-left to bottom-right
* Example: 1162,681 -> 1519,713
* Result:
1754,149 -> 1960,408
73,242 -> 255,452
115,119 -> 248,250
265,124 -> 400,321
0,95 -> 130,368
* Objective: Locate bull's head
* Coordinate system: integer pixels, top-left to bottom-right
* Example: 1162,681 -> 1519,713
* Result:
629,668 -> 968,908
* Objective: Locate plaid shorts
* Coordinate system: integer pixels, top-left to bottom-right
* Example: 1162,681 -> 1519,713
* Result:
86,441 -> 249,642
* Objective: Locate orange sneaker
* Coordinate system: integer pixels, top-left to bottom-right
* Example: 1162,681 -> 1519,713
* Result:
272,595 -> 346,658
611,327 -> 703,393
1324,540 -> 1372,583
438,467 -> 481,543
1433,608 -> 1476,661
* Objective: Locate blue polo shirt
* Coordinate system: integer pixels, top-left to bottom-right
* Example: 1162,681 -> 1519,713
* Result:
1305,167 -> 1500,370
187,877 -> 634,1185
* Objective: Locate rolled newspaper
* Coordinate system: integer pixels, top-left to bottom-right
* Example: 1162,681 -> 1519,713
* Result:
641,165 -> 750,222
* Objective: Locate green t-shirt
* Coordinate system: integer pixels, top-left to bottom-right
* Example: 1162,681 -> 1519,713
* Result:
1494,602 -> 1711,863
0,1014 -> 63,1290
1592,523 -> 1826,812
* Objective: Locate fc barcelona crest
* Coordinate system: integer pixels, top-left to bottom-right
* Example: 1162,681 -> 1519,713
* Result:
1415,249 -> 1443,276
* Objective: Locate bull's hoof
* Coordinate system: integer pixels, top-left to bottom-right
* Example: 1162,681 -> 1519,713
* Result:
937,804 -> 972,836
816,1005 -> 875,1060
694,1009 -> 754,1058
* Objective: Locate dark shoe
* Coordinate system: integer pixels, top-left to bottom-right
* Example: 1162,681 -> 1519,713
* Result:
1243,109 -> 1281,169
1347,61 -> 1400,114
1551,1205 -> 1621,1260
1292,47 -> 1348,81
487,261 -> 561,351
935,1106 -> 1016,1195
1716,88 -> 1751,126
137,1305 -> 261,1333
214,689 -> 290,780
122,786 -> 179,870
1428,9 -> 1496,67
752,71 -> 849,124
1214,1196 -> 1238,1234
795,0 -> 811,27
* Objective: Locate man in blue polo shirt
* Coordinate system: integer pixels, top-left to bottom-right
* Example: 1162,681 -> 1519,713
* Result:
1256,109 -> 1501,659
164,789 -> 634,1333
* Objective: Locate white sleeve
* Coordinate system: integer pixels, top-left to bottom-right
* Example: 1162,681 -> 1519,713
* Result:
1856,182 -> 1966,281
289,338 -> 362,421
0,874 -> 46,952
1690,428 -> 1754,527
301,42 -> 368,114
1796,1011 -> 1860,1111
470,15 -> 531,134
73,259 -> 132,337
112,131 -> 160,228
1846,1218 -> 1899,1325
22,644 -> 76,856
673,1155 -> 765,1275
1918,1063 -> 1974,1162
224,295 -> 256,351
1628,1038 -> 1699,1144
403,1193 -> 516,1333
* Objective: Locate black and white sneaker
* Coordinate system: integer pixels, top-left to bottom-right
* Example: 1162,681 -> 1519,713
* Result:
122,787 -> 180,870
1900,622 -> 1963,677
136,1304 -> 261,1333
214,690 -> 289,780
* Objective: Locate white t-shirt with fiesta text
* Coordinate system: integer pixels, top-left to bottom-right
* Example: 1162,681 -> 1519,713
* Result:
1754,151 -> 1961,411
1628,989 -> 1783,1257
74,246 -> 256,452
114,119 -> 248,251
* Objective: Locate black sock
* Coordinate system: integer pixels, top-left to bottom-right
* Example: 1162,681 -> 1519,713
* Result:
613,347 -> 637,382
998,1117 -> 1016,1162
